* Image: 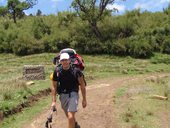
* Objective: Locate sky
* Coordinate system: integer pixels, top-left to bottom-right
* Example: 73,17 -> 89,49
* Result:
0,0 -> 170,15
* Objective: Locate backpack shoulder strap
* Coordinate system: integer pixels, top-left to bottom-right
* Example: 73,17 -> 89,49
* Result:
71,65 -> 86,86
71,66 -> 83,80
55,65 -> 62,78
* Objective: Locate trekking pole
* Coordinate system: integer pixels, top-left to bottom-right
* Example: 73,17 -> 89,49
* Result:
45,106 -> 57,128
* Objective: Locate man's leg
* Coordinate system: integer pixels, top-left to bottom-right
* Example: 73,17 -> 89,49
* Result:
67,92 -> 79,128
67,111 -> 76,128
60,92 -> 79,128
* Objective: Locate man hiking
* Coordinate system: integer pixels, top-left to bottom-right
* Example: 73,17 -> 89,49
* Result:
51,52 -> 87,128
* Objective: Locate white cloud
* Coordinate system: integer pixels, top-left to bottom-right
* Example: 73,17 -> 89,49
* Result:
107,3 -> 126,12
134,2 -> 149,10
134,0 -> 170,11
24,11 -> 29,16
160,0 -> 170,4
134,0 -> 163,10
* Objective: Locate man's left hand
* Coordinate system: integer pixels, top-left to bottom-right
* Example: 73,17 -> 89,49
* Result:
82,99 -> 87,108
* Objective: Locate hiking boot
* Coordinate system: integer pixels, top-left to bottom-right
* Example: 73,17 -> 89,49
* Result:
75,122 -> 80,128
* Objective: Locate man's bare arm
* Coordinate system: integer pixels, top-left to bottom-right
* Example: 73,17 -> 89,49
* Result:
51,80 -> 57,105
78,76 -> 87,108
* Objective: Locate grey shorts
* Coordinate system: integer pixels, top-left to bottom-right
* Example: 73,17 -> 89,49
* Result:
59,92 -> 79,112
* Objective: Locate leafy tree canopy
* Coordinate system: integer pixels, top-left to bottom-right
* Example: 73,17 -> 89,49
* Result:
71,0 -> 124,39
7,0 -> 38,23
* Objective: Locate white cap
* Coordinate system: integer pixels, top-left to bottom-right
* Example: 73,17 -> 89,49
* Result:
59,53 -> 70,62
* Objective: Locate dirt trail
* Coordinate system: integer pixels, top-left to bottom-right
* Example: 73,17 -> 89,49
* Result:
23,73 -> 170,128
23,76 -> 130,128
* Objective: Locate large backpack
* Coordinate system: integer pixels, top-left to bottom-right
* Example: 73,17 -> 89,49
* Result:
53,48 -> 85,71
51,48 -> 86,94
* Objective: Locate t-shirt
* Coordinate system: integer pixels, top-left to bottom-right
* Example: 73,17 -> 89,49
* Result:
53,66 -> 83,93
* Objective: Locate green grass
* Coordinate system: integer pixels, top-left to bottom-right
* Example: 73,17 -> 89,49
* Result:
0,53 -> 55,112
0,79 -> 50,112
0,96 -> 51,128
115,86 -> 128,98
0,52 -> 170,127
115,75 -> 170,128
1,53 -> 170,109
83,53 -> 170,78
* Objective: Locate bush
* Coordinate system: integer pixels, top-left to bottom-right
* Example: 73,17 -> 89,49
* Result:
0,30 -> 5,53
164,25 -> 170,36
0,30 -> 17,53
72,35 -> 87,53
2,20 -> 10,30
112,39 -> 127,55
114,17 -> 135,39
0,10 -> 169,57
13,32 -> 44,55
32,18 -> 51,40
74,37 -> 103,54
125,37 -> 153,58
83,39 -> 103,54
0,41 -> 13,53
103,39 -> 127,55
42,35 -> 58,53
0,20 -> 18,53
151,34 -> 165,52
56,38 -> 70,50
163,36 -> 170,54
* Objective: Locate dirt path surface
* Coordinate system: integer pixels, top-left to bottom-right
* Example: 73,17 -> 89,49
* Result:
23,73 -> 170,128
23,76 -> 132,128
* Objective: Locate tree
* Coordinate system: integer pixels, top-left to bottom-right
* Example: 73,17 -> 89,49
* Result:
71,0 -> 122,39
0,6 -> 8,17
163,3 -> 170,15
7,0 -> 38,23
36,9 -> 42,16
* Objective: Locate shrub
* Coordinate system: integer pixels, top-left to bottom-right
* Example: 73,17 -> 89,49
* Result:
163,36 -> 170,54
12,32 -> 44,55
72,35 -> 87,53
112,39 -> 127,55
74,38 -> 103,54
114,17 -> 135,39
32,18 -> 51,40
56,38 -> 70,50
164,25 -> 170,36
2,20 -> 10,30
0,29 -> 18,53
0,30 -> 5,53
126,37 -> 153,58
83,39 -> 103,54
42,35 -> 58,52
0,41 -> 13,53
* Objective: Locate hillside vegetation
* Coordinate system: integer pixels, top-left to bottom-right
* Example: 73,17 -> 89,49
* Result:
0,7 -> 170,58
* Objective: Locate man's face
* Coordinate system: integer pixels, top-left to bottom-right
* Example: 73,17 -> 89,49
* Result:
60,59 -> 70,69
